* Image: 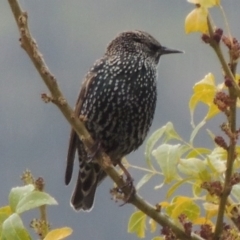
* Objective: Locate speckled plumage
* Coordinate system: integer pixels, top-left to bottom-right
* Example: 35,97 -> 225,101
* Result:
65,30 -> 182,211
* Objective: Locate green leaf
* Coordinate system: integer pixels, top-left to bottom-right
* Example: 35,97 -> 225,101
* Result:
128,211 -> 146,238
16,191 -> 58,214
145,126 -> 167,170
163,122 -> 181,142
192,181 -> 202,197
145,122 -> 180,170
178,158 -> 207,178
136,173 -> 154,190
190,120 -> 206,144
206,129 -> 216,143
152,144 -> 180,183
9,185 -> 35,212
231,185 -> 240,202
207,155 -> 226,174
1,213 -> 31,240
186,148 -> 210,158
178,145 -> 191,157
166,177 -> 195,199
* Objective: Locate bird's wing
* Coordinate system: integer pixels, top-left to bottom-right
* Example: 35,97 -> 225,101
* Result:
65,71 -> 96,185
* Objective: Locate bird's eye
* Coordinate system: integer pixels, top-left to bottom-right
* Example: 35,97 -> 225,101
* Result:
133,37 -> 142,43
149,44 -> 160,52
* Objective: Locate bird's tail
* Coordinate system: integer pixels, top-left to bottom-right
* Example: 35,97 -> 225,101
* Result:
70,161 -> 106,211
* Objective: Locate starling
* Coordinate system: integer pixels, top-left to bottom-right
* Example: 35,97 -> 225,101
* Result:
65,30 -> 182,211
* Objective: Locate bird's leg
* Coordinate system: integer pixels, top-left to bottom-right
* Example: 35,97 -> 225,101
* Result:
86,141 -> 102,163
117,161 -> 135,206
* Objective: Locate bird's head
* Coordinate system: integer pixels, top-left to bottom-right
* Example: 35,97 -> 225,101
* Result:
106,30 -> 183,64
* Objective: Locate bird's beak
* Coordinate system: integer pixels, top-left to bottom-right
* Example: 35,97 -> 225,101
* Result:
161,46 -> 183,55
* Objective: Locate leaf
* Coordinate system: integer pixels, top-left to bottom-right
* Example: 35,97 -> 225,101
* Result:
166,177 -> 195,199
178,158 -> 208,180
128,211 -> 146,238
9,185 -> 35,212
207,155 -> 226,174
0,206 -> 12,224
16,191 -> 58,214
152,144 -> 181,183
185,7 -> 208,34
190,120 -> 206,144
169,197 -> 200,221
189,73 -> 219,127
231,185 -> 240,202
149,218 -> 157,233
152,237 -> 164,240
186,148 -> 210,158
145,122 -> 181,170
44,227 -> 73,240
136,173 -> 154,190
203,202 -> 219,219
163,122 -> 181,142
0,206 -> 13,237
193,217 -> 213,225
187,0 -> 220,7
145,127 -> 166,170
1,213 -> 31,240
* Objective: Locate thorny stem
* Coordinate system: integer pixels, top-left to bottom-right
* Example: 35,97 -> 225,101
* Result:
7,0 -> 204,239
207,17 -> 238,239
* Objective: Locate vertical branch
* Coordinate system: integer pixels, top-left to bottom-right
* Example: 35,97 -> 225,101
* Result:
207,17 -> 238,239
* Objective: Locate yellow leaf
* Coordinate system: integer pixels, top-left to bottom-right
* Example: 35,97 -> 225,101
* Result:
168,196 -> 200,221
152,237 -> 164,240
192,180 -> 203,196
189,73 -> 220,125
187,0 -> 220,7
193,217 -> 214,225
185,7 -> 208,34
149,218 -> 157,233
203,202 -> 219,219
128,211 -> 146,238
0,206 -> 12,224
44,227 -> 73,240
159,201 -> 170,208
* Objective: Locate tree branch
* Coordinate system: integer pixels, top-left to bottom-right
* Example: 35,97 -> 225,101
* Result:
7,0 -> 204,239
207,17 -> 238,239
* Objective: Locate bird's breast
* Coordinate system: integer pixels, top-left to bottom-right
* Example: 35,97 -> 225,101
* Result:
81,56 -> 157,158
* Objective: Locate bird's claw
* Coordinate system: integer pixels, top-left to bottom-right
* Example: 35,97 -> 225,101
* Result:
86,141 -> 101,163
117,176 -> 135,206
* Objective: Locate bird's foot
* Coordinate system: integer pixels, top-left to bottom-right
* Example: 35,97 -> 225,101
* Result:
117,162 -> 135,206
86,141 -> 101,162
118,176 -> 135,206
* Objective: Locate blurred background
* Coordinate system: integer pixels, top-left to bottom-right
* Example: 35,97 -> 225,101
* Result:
0,0 -> 240,239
